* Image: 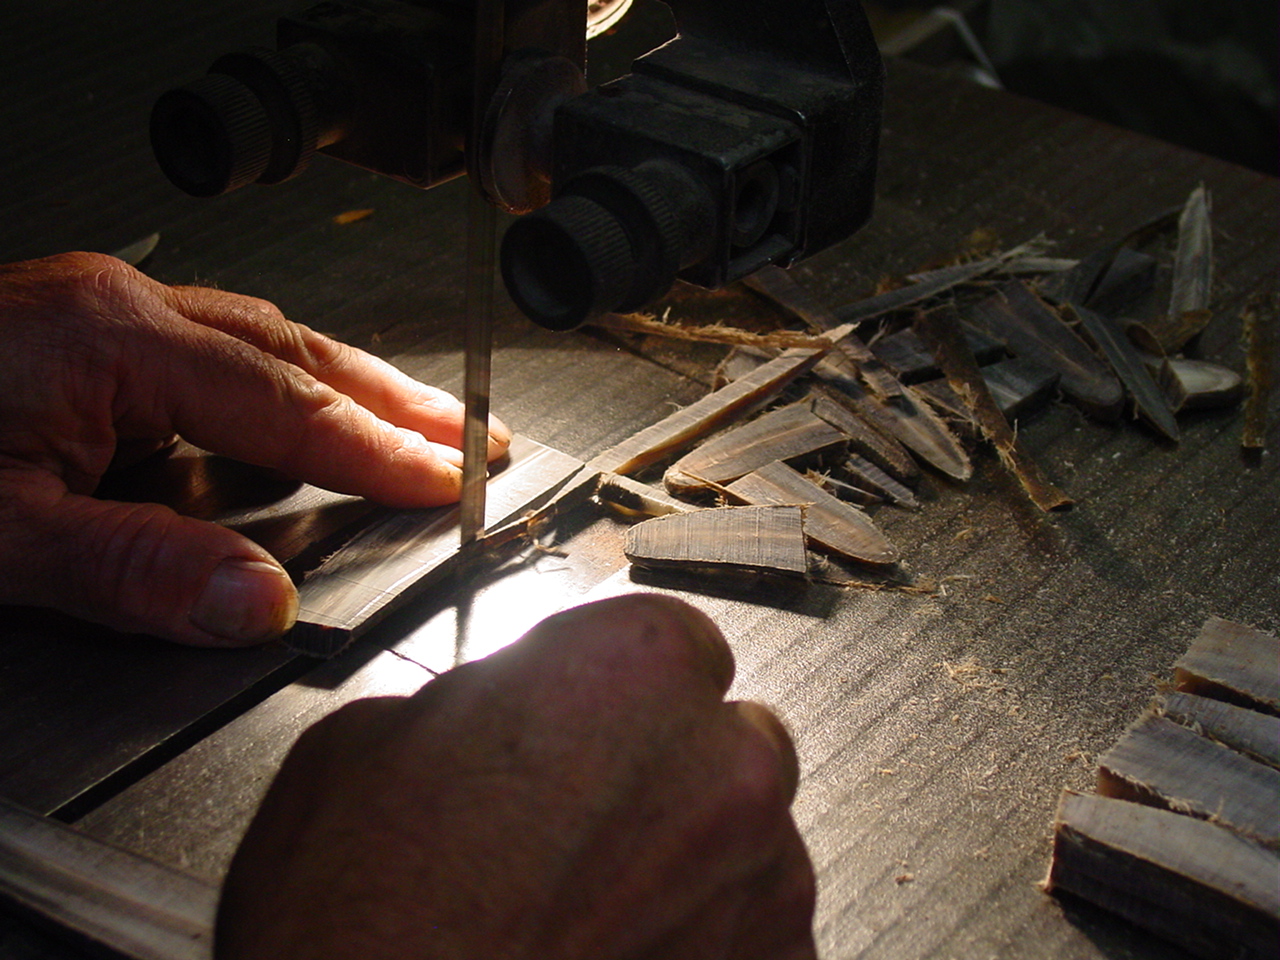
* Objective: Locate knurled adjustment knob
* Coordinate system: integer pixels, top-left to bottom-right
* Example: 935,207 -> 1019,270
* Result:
562,165 -> 683,312
501,194 -> 637,331
210,47 -> 320,185
151,73 -> 272,197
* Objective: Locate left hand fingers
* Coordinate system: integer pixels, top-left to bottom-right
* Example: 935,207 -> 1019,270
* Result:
161,285 -> 511,460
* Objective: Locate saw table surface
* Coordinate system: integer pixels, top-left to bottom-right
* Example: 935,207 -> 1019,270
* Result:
2,3 -> 1277,958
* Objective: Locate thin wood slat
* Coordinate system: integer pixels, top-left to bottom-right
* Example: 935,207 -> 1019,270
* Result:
1160,692 -> 1280,770
0,797 -> 216,960
1047,791 -> 1279,960
1175,617 -> 1280,714
1096,713 -> 1280,846
288,436 -> 585,657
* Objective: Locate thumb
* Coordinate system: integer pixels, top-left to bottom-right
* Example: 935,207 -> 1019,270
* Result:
1,471 -> 297,646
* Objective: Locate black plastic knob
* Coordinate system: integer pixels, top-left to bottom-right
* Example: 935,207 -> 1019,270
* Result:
501,194 -> 636,331
500,164 -> 690,330
150,73 -> 272,197
209,47 -> 320,185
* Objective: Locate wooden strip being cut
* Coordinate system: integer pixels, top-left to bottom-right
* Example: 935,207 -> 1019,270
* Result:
623,505 -> 809,577
726,460 -> 899,565
1047,790 -> 1279,960
1096,713 -> 1280,846
1175,616 -> 1280,714
288,436 -> 586,657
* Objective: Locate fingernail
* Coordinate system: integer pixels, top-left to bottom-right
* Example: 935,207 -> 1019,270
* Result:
734,701 -> 801,803
487,414 -> 512,459
190,558 -> 298,643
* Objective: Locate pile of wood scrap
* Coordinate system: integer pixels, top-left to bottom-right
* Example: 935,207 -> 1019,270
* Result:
588,185 -> 1255,586
1045,617 -> 1280,960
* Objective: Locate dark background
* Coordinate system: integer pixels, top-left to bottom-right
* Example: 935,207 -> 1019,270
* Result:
870,0 -> 1278,175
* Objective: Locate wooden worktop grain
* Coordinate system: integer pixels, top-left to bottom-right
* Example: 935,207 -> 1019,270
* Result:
2,4 -> 1277,958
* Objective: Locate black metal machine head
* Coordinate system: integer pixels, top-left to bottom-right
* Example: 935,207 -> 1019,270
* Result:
150,0 -> 883,330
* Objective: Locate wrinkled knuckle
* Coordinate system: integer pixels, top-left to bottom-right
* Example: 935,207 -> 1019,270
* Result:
59,252 -> 141,303
296,327 -> 351,374
281,366 -> 348,426
76,502 -> 182,616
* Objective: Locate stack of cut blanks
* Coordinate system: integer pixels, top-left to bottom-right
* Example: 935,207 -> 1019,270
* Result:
1045,617 -> 1280,960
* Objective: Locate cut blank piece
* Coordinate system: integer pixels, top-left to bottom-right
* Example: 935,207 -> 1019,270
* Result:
624,505 -> 808,577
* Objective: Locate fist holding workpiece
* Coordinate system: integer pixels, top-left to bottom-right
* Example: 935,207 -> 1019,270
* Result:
217,594 -> 818,960
0,252 -> 509,646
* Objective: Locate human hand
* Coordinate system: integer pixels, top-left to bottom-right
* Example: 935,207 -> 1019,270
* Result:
216,594 -> 818,960
0,252 -> 510,646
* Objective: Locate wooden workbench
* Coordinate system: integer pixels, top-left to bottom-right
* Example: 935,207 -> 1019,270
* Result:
2,3 -> 1276,958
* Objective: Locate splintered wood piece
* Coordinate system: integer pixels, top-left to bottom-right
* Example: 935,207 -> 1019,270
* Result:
810,389 -> 921,485
713,345 -> 771,388
590,343 -> 833,477
663,401 -> 847,495
915,359 -> 1061,425
1170,184 -> 1214,318
812,357 -> 973,481
1160,692 -> 1280,770
963,280 -> 1125,420
623,505 -> 808,576
712,352 -> 926,487
1096,713 -> 1280,846
1048,790 -> 1280,960
912,378 -> 979,434
1085,246 -> 1159,319
842,454 -> 919,509
595,312 -> 830,350
834,240 -> 1050,325
1143,309 -> 1216,357
1241,290 -> 1276,453
815,473 -> 883,506
868,326 -> 1004,383
744,265 -> 902,400
1067,303 -> 1180,441
726,460 -> 899,565
916,307 -> 1072,512
0,796 -> 217,960
1175,616 -> 1280,714
1146,357 -> 1245,412
596,473 -> 694,518
981,357 -> 1060,420
1037,206 -> 1180,308
288,437 -> 586,657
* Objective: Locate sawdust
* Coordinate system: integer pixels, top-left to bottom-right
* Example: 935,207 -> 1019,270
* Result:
942,656 -> 1008,692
